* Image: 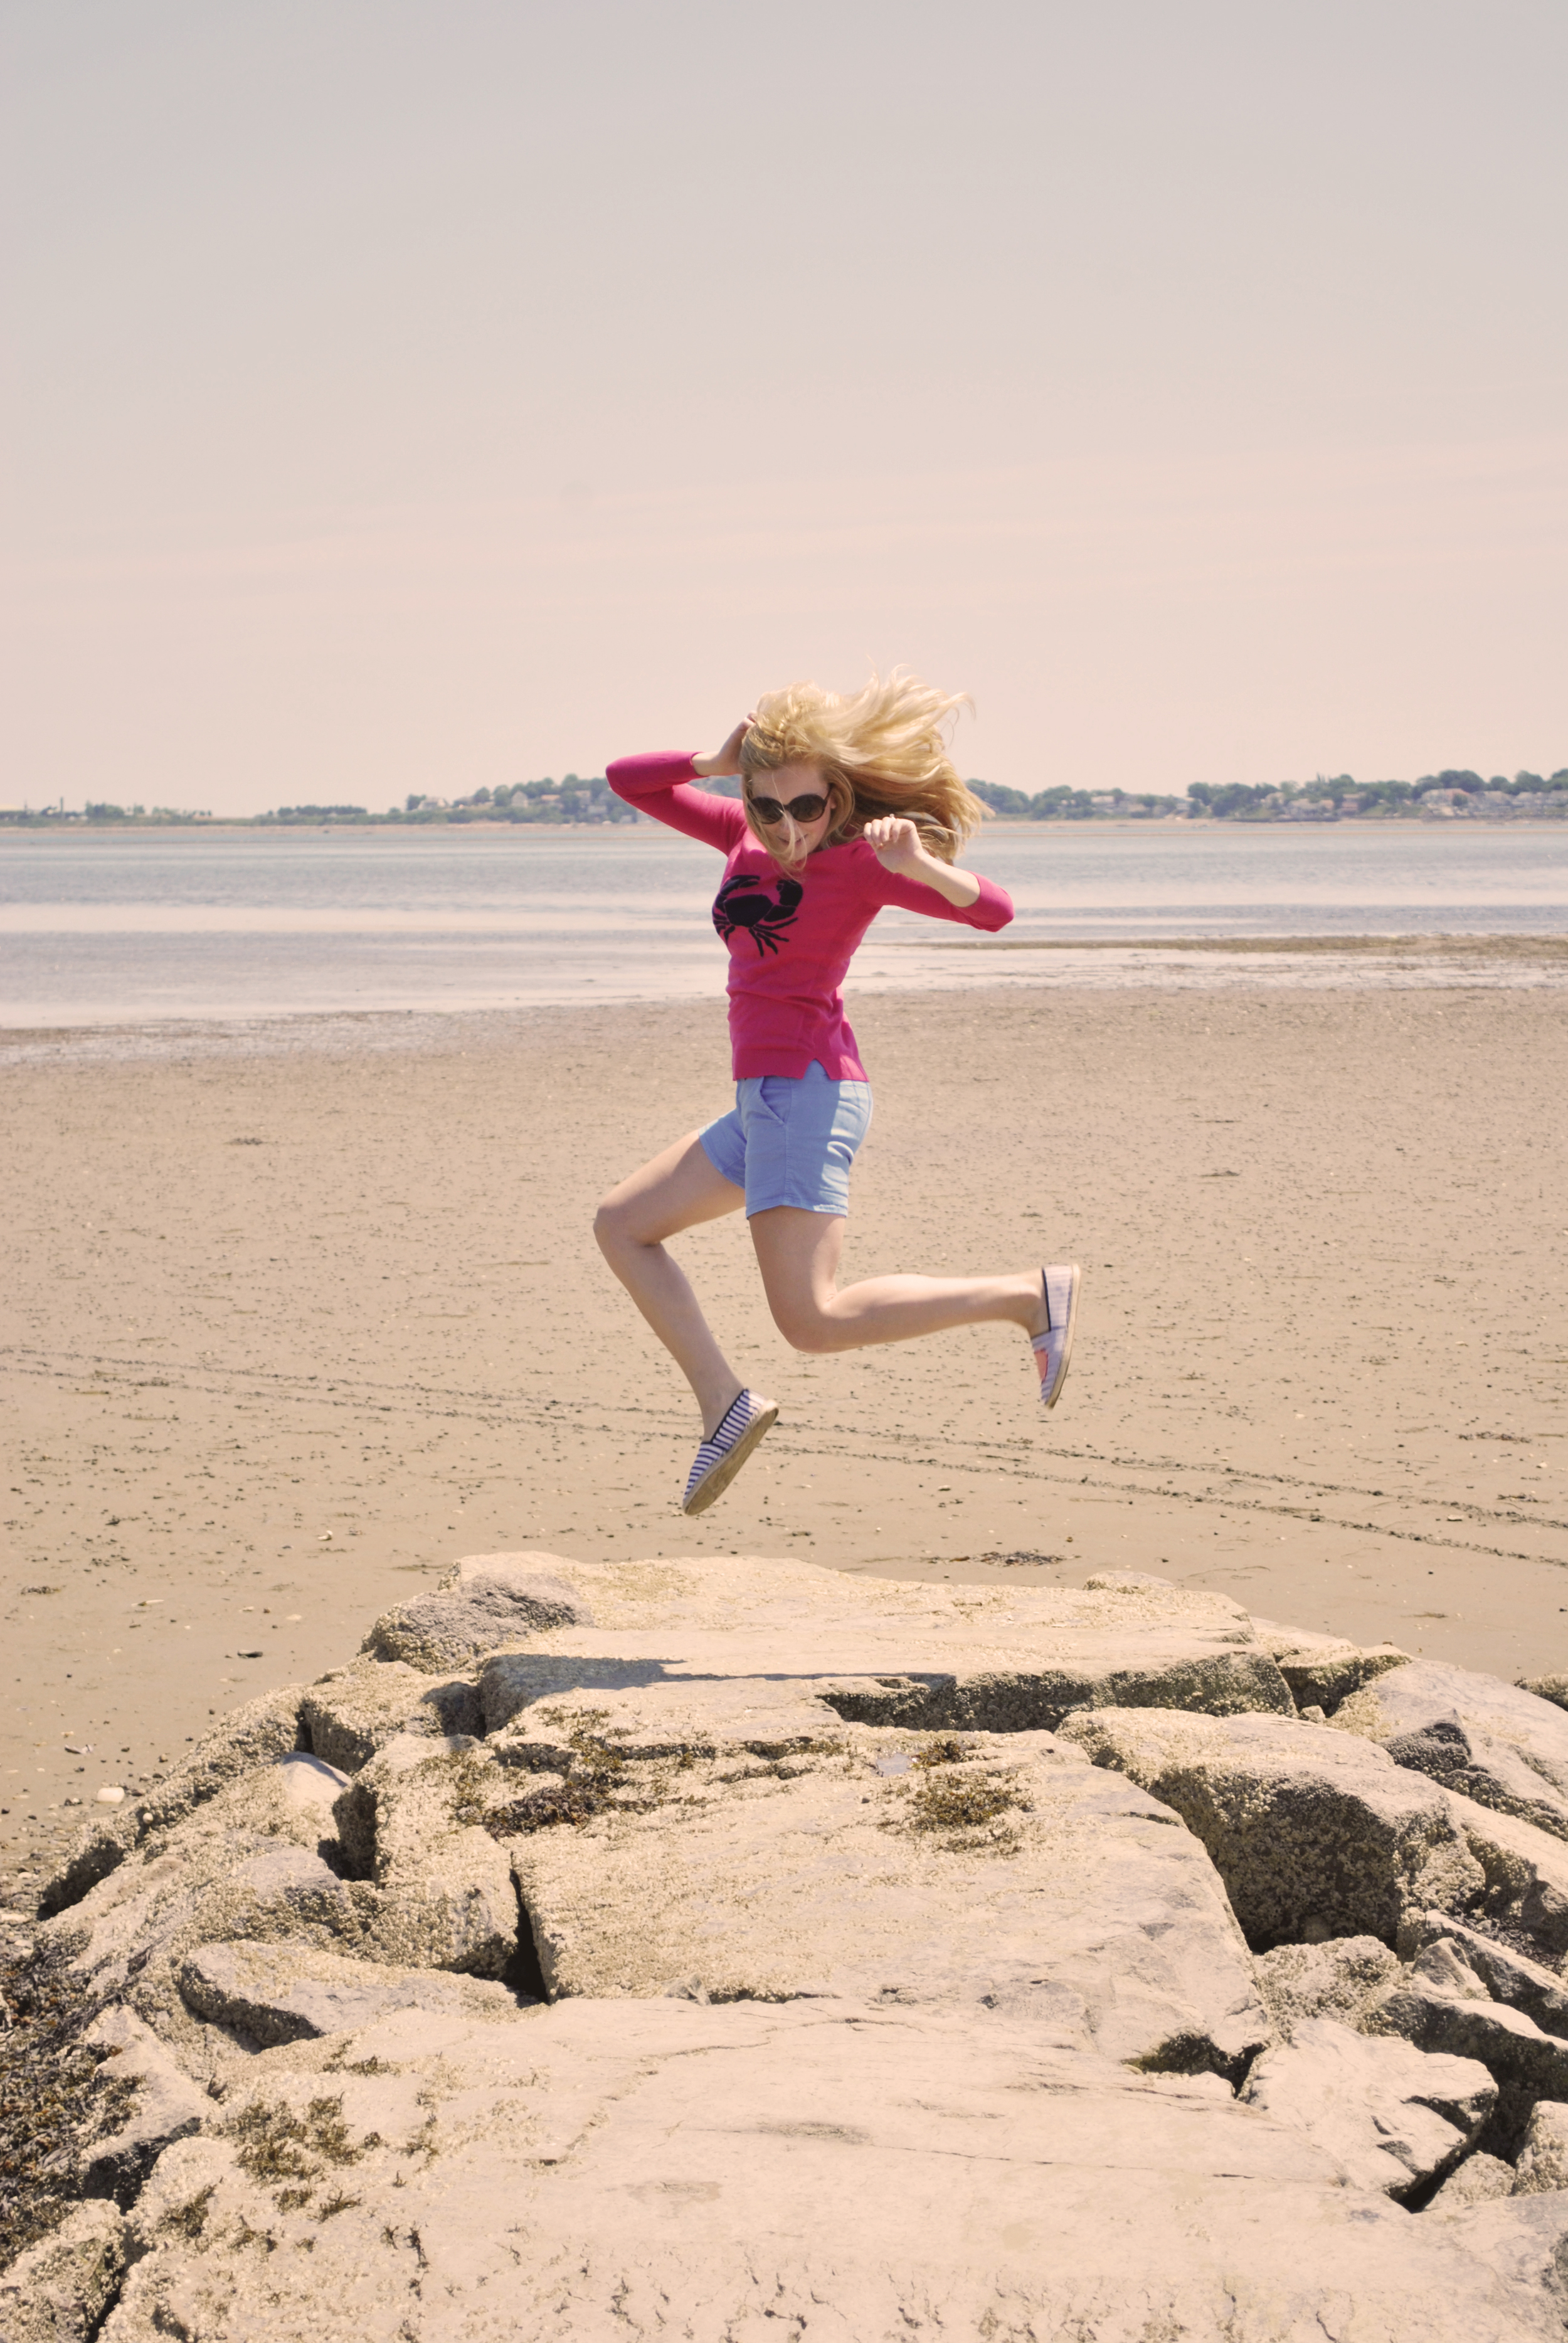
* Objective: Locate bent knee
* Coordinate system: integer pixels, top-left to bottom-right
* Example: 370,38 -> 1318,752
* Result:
770,1304 -> 842,1356
593,1198 -> 632,1253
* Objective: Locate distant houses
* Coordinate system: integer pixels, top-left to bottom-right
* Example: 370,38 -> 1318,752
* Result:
967,770 -> 1568,823
385,777 -> 637,826
0,801 -> 213,826
4,765 -> 1565,829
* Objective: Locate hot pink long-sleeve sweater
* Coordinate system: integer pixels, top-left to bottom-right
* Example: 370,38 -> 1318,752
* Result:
607,752 -> 1014,1081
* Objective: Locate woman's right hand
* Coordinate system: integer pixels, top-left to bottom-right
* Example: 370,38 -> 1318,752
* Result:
691,716 -> 755,781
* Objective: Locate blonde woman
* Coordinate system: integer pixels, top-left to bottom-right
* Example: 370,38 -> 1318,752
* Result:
595,672 -> 1081,1514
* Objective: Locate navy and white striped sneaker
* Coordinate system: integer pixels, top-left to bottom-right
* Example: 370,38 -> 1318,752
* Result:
1031,1265 -> 1081,1411
681,1388 -> 779,1516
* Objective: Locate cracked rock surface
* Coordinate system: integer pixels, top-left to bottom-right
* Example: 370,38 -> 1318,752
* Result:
1239,2014 -> 1494,2198
1333,1658 -> 1568,1844
507,1723 -> 1271,2076
1057,1704 -> 1485,1944
14,1551 -> 1568,2339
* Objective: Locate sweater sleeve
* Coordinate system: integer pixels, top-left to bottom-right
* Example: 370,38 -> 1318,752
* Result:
606,752 -> 749,854
874,862 -> 1014,932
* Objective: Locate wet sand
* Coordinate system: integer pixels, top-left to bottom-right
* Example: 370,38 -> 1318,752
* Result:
4,977 -> 1567,1900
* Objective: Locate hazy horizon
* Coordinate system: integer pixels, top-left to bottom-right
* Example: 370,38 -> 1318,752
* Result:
4,1 -> 1565,817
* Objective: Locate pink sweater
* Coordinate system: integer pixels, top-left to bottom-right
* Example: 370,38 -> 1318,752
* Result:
607,752 -> 1014,1080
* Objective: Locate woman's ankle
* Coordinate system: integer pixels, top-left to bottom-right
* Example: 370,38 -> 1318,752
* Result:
699,1383 -> 745,1440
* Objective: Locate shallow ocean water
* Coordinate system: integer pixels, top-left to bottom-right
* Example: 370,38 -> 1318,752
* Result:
3,820 -> 1567,1036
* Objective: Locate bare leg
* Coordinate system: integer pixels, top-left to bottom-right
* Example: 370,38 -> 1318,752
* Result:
593,1135 -> 748,1435
750,1207 -> 1049,1354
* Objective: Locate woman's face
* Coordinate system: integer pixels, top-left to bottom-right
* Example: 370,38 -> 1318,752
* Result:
745,762 -> 835,855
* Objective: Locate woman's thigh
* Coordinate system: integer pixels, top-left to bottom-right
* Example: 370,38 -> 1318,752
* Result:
597,1132 -> 745,1245
749,1205 -> 845,1342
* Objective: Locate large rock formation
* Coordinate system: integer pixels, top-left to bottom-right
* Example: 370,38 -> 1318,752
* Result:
1332,1658 -> 1568,1842
14,1551 -> 1568,2339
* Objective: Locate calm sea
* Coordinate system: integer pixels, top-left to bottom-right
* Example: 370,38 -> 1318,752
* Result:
3,821 -> 1567,1036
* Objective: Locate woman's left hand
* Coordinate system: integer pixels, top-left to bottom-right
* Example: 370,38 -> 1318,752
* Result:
862,815 -> 926,876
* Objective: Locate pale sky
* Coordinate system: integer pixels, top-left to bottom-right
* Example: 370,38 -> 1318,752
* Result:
3,0 -> 1564,814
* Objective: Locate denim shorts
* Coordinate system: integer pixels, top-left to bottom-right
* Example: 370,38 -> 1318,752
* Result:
699,1061 -> 873,1218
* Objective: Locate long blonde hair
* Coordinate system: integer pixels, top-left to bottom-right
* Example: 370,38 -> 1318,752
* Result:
738,669 -> 985,870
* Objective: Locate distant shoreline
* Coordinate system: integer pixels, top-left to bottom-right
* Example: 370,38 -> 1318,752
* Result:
6,814 -> 1568,838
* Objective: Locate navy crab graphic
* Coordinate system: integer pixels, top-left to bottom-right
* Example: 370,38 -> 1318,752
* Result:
712,873 -> 803,957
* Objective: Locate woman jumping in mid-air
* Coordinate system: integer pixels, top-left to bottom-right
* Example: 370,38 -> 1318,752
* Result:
595,669 -> 1081,1516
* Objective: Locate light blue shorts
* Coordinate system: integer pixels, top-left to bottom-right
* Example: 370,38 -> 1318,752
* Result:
699,1061 -> 873,1218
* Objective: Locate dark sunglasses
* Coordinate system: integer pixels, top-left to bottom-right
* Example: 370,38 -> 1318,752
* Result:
748,790 -> 830,826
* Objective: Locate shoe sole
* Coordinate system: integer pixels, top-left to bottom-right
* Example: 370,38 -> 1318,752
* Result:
681,1400 -> 780,1516
1040,1264 -> 1081,1411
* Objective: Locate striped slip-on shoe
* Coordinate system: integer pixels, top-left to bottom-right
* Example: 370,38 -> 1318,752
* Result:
1031,1265 -> 1081,1411
681,1389 -> 780,1516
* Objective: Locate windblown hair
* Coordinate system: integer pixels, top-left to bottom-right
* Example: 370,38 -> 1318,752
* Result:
738,669 -> 985,870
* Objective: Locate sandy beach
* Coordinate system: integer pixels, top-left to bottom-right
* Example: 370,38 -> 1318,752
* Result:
4,977 -> 1566,1901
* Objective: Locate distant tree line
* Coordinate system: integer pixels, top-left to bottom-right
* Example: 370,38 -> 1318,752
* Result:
391,777 -> 635,824
249,777 -> 635,825
260,804 -> 373,823
10,760 -> 1563,829
963,769 -> 1568,822
79,802 -> 209,822
968,782 -> 1187,821
1186,770 -> 1568,820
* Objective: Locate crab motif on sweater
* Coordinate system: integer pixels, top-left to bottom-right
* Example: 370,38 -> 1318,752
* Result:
712,873 -> 804,958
